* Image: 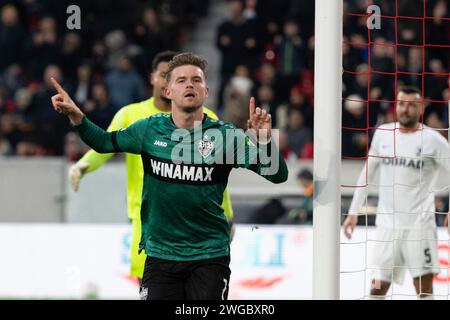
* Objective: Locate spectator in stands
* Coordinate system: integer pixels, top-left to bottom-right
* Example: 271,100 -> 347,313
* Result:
255,84 -> 278,125
31,65 -> 68,122
342,94 -> 368,158
134,7 -> 167,74
383,108 -> 396,124
27,16 -> 60,81
0,133 -> 11,155
222,65 -> 254,130
285,108 -> 312,158
347,63 -> 369,99
73,62 -> 93,106
276,85 -> 313,130
425,111 -> 446,139
0,4 -> 25,72
14,87 -> 35,135
428,0 -> 449,64
254,0 -> 292,45
60,32 -> 83,84
371,37 -> 395,98
371,37 -> 395,73
1,64 -> 26,97
0,113 -> 19,153
278,129 -> 297,161
15,133 -> 45,157
104,54 -> 146,110
276,169 -> 313,224
247,198 -> 287,224
216,0 -> 258,109
30,64 -> 71,155
342,35 -> 364,78
104,29 -> 145,76
0,85 -> 7,115
435,194 -> 449,226
104,30 -> 130,70
82,83 -> 114,130
406,47 -> 422,88
273,18 -> 303,102
303,34 -> 315,72
255,63 -> 276,88
90,40 -> 108,76
291,85 -> 313,129
64,132 -> 88,162
425,59 -> 449,120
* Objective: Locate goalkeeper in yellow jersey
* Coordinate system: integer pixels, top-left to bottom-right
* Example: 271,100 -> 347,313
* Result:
69,51 -> 234,283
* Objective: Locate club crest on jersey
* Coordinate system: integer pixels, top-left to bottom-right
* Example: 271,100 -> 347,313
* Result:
198,135 -> 214,158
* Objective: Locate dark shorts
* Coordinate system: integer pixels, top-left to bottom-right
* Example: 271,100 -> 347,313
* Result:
140,255 -> 231,300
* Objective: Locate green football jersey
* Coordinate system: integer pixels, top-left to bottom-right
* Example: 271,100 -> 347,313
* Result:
75,113 -> 288,261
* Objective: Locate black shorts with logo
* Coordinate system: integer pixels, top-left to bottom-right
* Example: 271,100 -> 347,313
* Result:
139,255 -> 231,300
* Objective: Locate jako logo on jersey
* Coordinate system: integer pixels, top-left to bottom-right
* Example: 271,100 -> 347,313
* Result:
150,159 -> 214,182
154,140 -> 168,147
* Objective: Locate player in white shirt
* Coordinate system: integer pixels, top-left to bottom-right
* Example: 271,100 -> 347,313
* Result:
343,86 -> 450,299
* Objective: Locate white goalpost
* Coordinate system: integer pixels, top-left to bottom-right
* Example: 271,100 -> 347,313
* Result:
313,0 -> 343,299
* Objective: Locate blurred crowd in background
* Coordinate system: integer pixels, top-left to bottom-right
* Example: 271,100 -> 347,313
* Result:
0,0 -> 449,165
343,0 -> 450,158
0,0 -> 212,157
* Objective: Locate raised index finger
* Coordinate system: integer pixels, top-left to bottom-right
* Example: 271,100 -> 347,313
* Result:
50,77 -> 66,95
249,96 -> 255,116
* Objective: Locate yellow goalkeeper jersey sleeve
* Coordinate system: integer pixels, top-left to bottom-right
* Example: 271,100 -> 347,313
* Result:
77,98 -> 234,220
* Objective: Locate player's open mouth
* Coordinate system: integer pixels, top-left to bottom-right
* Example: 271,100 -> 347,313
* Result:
184,93 -> 195,98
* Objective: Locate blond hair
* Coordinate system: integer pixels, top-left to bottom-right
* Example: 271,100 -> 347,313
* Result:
165,52 -> 207,82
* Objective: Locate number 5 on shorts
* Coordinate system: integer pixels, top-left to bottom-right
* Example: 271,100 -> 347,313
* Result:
424,248 -> 431,264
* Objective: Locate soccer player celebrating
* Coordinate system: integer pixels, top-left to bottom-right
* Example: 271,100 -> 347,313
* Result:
343,86 -> 450,299
68,51 -> 234,285
51,52 -> 288,300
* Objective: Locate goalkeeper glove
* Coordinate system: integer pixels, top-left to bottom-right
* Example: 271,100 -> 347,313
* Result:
68,161 -> 90,192
228,219 -> 235,243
